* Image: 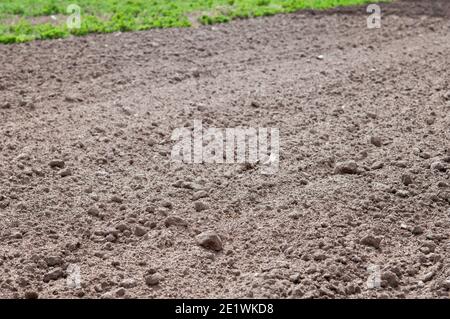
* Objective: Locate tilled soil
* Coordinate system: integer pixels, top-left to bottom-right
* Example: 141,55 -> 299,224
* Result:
0,0 -> 449,299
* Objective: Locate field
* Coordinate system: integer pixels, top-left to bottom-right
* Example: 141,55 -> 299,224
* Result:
0,0 -> 384,43
1,0 -> 450,300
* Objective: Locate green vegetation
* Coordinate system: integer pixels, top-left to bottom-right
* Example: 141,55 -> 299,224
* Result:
0,0 -> 384,44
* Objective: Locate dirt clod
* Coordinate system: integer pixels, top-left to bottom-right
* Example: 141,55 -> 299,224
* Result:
196,231 -> 223,251
334,161 -> 358,175
144,272 -> 163,286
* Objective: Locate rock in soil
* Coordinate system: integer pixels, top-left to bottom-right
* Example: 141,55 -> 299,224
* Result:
334,161 -> 358,174
196,231 -> 223,251
144,272 -> 164,286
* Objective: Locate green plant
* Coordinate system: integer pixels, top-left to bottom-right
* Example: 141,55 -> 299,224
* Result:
0,0 -> 388,44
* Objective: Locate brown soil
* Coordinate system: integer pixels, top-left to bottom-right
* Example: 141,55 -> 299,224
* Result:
0,0 -> 449,299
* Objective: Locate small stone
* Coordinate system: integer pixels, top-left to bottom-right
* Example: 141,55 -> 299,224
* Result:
105,234 -> 116,242
250,101 -> 261,108
144,272 -> 163,286
443,278 -> 450,290
421,241 -> 436,253
194,201 -> 208,212
87,207 -> 100,217
437,181 -> 448,188
134,225 -> 147,237
360,235 -> 382,249
288,212 -> 301,220
65,95 -> 75,102
430,161 -> 445,172
401,174 -> 413,186
11,231 -> 22,239
196,230 -> 223,251
115,288 -> 126,297
396,190 -> 409,198
192,190 -> 208,200
160,200 -> 173,209
100,292 -> 114,299
164,216 -> 188,228
370,136 -> 382,147
316,55 -> 324,60
110,195 -> 123,204
289,273 -> 301,284
334,161 -> 358,174
60,168 -> 72,177
24,291 -> 39,299
120,278 -> 137,288
421,271 -> 435,282
43,268 -> 64,282
145,205 -> 156,213
371,161 -> 384,170
116,223 -> 130,232
45,256 -> 62,267
1,102 -> 11,109
381,271 -> 399,288
411,226 -> 424,235
49,160 -> 65,169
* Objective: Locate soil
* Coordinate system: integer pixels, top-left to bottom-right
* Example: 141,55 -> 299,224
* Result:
0,0 -> 449,299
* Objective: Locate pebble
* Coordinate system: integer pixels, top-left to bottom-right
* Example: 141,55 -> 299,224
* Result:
316,55 -> 324,60
100,292 -> 114,299
443,278 -> 450,290
60,168 -> 72,177
87,207 -> 100,217
134,225 -> 147,237
371,161 -> 384,170
288,212 -> 301,220
334,161 -> 358,174
49,160 -> 65,169
421,241 -> 436,253
110,195 -> 123,204
120,278 -> 137,288
360,235 -> 382,249
1,102 -> 11,109
43,268 -> 64,282
115,288 -> 126,297
194,201 -> 208,212
430,161 -> 445,172
421,271 -> 435,282
411,226 -> 424,235
370,136 -> 382,147
24,291 -> 39,299
116,223 -> 130,232
45,256 -> 62,267
11,231 -> 23,239
160,200 -> 173,209
396,190 -> 409,198
164,216 -> 188,228
196,230 -> 223,251
437,181 -> 448,188
401,174 -> 413,186
381,271 -> 399,288
144,272 -> 163,286
192,190 -> 208,200
250,101 -> 261,108
105,234 -> 116,242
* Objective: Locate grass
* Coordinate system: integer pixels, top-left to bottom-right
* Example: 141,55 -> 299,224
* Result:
0,0 -> 385,44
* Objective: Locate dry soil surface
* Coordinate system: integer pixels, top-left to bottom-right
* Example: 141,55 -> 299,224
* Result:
0,0 -> 449,299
